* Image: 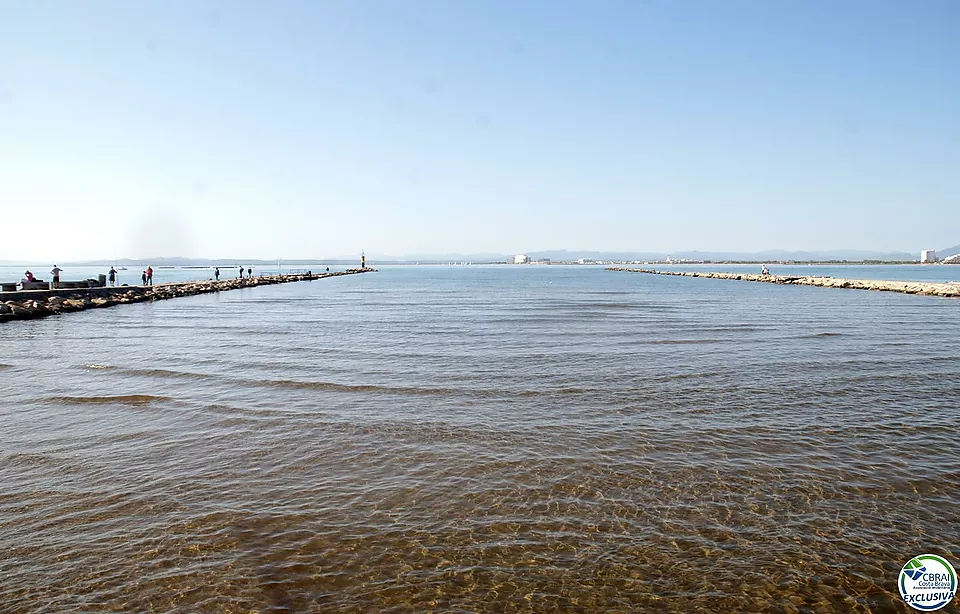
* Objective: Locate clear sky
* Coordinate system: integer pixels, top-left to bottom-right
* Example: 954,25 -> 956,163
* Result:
1,0 -> 957,261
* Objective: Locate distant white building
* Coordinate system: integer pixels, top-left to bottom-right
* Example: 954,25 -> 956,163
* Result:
512,254 -> 528,264
943,254 -> 960,264
921,249 -> 937,263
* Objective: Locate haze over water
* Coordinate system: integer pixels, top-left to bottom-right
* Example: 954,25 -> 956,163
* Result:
1,267 -> 958,612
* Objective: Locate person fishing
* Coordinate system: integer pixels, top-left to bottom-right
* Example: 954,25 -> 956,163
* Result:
50,265 -> 62,288
214,267 -> 220,281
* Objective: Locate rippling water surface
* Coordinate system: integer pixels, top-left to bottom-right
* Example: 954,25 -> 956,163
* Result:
2,267 -> 958,613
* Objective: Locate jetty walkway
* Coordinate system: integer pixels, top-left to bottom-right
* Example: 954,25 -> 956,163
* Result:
607,268 -> 960,299
0,268 -> 376,323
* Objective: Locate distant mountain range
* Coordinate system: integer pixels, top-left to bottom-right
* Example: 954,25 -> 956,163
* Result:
523,249 -> 920,262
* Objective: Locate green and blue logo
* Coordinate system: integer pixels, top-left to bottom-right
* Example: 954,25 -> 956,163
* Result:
899,554 -> 957,611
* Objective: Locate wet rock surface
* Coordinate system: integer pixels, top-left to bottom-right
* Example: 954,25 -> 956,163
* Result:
607,267 -> 960,298
0,269 -> 375,323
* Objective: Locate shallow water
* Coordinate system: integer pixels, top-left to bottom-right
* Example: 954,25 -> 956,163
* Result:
1,266 -> 958,612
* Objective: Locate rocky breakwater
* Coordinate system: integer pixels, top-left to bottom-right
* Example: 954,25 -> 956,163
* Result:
0,269 -> 375,324
606,268 -> 960,299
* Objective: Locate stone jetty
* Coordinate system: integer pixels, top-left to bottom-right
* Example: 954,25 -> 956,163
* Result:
606,268 -> 960,299
0,268 -> 376,323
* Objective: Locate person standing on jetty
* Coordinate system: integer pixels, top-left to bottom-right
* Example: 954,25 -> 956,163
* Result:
214,267 -> 220,281
146,266 -> 154,285
108,266 -> 117,286
247,267 -> 252,278
141,270 -> 147,285
238,266 -> 244,279
50,265 -> 62,289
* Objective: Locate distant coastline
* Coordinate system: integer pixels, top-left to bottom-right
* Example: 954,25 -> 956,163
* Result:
0,259 -> 947,267
9,247 -> 960,268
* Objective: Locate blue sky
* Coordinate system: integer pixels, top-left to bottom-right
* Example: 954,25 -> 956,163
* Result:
1,0 -> 957,260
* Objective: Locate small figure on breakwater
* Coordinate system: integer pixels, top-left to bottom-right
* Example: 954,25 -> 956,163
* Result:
141,270 -> 147,285
146,266 -> 154,286
108,267 -> 117,286
326,267 -> 329,272
247,267 -> 252,278
761,264 -> 770,276
361,252 -> 366,269
23,270 -> 35,283
51,265 -> 62,289
214,267 -> 220,281
239,266 -> 244,279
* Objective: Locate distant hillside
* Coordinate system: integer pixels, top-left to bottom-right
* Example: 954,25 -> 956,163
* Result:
938,244 -> 960,259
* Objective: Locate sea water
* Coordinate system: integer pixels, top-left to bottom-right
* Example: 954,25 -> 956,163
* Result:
1,266 -> 958,612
